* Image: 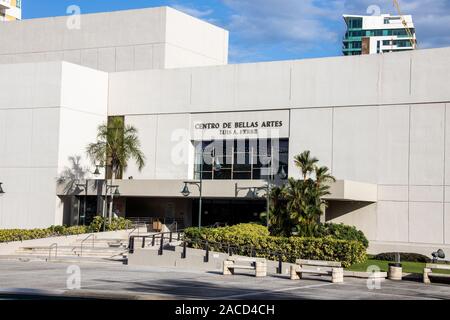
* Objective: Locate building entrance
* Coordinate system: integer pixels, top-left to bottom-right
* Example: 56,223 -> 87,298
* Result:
192,199 -> 266,227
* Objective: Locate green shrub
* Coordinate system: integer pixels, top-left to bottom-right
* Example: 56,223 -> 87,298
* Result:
87,216 -> 132,232
0,229 -> 53,243
0,217 -> 131,243
88,216 -> 105,233
185,225 -> 367,268
373,252 -> 431,263
311,223 -> 369,248
107,217 -> 132,231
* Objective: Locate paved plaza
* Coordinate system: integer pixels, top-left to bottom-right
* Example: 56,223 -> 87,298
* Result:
0,258 -> 449,300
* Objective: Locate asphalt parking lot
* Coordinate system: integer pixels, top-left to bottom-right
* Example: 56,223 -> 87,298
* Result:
0,258 -> 449,300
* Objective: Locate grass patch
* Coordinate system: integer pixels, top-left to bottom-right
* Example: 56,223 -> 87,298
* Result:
347,259 -> 450,275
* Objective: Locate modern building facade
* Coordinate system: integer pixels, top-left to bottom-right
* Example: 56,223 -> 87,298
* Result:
0,0 -> 21,21
0,7 -> 449,256
343,14 -> 416,55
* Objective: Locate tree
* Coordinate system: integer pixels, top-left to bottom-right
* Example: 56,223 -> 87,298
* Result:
294,150 -> 318,181
86,117 -> 145,179
268,151 -> 335,237
261,185 -> 292,237
86,117 -> 146,223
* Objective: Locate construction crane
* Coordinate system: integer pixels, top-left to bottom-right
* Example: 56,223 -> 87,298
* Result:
392,0 -> 417,48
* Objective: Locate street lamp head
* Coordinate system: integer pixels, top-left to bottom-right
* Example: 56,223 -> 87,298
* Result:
181,183 -> 191,197
0,183 -> 4,195
278,166 -> 287,180
213,157 -> 222,172
93,165 -> 101,176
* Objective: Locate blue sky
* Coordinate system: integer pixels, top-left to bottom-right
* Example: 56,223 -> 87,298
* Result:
22,0 -> 450,63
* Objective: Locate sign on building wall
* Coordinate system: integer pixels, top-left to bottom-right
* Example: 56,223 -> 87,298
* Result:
190,110 -> 290,141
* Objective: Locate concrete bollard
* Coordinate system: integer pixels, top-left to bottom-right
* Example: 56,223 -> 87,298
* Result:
255,261 -> 267,277
223,260 -> 234,275
423,268 -> 431,284
332,268 -> 344,283
388,263 -> 403,281
290,265 -> 301,280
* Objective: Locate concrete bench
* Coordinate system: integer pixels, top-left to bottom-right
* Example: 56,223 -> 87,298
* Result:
290,259 -> 344,283
423,263 -> 450,284
223,257 -> 267,277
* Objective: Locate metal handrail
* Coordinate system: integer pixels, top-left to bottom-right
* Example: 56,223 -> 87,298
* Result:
128,229 -> 185,253
128,225 -> 140,238
48,243 -> 58,261
79,233 -> 95,257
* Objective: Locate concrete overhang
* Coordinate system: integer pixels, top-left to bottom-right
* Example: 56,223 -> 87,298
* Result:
0,0 -> 11,9
58,179 -> 377,203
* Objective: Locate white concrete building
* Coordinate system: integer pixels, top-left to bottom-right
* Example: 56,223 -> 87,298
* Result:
343,14 -> 416,55
0,7 -> 449,256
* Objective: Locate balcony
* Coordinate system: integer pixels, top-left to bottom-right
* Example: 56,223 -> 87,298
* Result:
0,0 -> 11,10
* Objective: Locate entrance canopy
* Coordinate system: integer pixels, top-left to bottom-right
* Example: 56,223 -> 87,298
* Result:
58,179 -> 377,202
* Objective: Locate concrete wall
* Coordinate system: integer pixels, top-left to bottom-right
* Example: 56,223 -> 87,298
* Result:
108,47 -> 450,252
2,44 -> 450,253
0,7 -> 229,71
0,61 -> 107,229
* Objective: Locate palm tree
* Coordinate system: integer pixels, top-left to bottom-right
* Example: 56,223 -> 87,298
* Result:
270,151 -> 336,237
86,117 -> 145,178
86,117 -> 145,222
261,185 -> 292,237
294,151 -> 318,180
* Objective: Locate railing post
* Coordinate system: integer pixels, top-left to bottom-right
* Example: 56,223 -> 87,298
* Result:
152,235 -> 156,247
142,236 -> 146,248
277,254 -> 282,274
129,236 -> 135,254
170,232 -> 173,243
182,241 -> 187,259
177,232 -> 181,241
204,241 -> 209,263
158,233 -> 164,255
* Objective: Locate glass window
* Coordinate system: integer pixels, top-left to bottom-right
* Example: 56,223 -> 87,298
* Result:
194,139 -> 289,181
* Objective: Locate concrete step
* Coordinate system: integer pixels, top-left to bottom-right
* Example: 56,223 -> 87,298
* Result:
16,246 -> 128,258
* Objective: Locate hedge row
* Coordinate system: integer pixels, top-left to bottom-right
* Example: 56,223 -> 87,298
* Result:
312,223 -> 369,248
0,217 -> 132,243
185,224 -> 367,268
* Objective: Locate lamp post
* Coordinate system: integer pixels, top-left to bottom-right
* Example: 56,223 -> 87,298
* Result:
75,181 -> 88,226
0,182 -> 5,195
93,164 -> 120,230
182,155 -> 221,228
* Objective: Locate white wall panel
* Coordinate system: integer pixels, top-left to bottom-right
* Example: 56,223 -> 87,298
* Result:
333,106 -> 379,183
0,109 -> 32,168
235,61 -> 291,110
377,201 -> 409,242
124,115 -> 158,179
154,114 -> 191,179
377,185 -> 408,202
115,46 -> 135,72
445,204 -> 450,244
0,62 -> 62,110
445,104 -> 450,185
134,44 -> 154,70
377,106 -> 410,185
409,104 -> 445,186
409,202 -> 444,244
289,108 -> 333,178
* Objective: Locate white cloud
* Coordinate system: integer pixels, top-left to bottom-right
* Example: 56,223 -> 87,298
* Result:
220,0 -> 450,56
171,4 -> 214,18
